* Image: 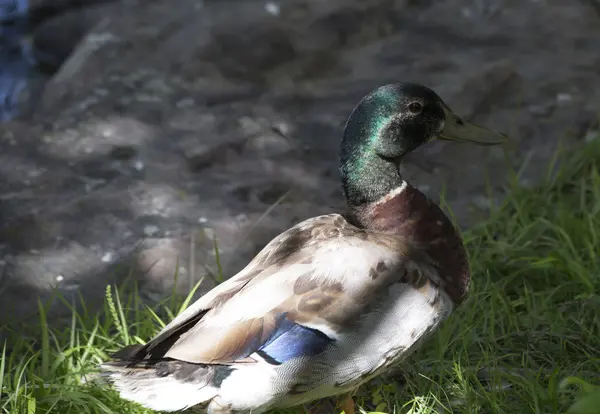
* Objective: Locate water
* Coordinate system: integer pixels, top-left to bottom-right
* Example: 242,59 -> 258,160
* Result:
0,0 -> 35,121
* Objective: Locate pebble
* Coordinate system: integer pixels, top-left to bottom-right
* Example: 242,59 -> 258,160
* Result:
472,195 -> 492,210
176,98 -> 195,108
133,159 -> 145,171
584,130 -> 599,143
144,225 -> 160,237
101,252 -> 114,263
556,92 -> 573,104
265,2 -> 280,16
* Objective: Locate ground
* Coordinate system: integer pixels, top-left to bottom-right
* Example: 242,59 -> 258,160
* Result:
0,0 -> 599,411
1,138 -> 599,413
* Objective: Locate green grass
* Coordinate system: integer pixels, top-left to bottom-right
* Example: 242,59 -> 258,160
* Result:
2,139 -> 600,414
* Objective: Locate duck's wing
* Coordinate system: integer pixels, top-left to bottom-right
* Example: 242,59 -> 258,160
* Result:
109,213 -> 440,366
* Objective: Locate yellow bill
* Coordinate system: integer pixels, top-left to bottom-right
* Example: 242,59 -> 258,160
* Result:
438,106 -> 508,146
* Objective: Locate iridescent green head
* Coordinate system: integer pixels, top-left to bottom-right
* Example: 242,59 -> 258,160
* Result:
340,83 -> 507,207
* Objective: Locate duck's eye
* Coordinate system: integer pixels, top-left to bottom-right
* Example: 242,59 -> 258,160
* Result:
407,102 -> 423,114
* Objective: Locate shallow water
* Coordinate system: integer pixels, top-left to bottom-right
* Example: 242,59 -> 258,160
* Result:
0,0 -> 35,121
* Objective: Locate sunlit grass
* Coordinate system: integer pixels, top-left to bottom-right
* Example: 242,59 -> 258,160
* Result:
2,139 -> 600,413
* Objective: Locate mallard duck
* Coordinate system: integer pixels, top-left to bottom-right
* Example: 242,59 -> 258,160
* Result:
101,83 -> 506,413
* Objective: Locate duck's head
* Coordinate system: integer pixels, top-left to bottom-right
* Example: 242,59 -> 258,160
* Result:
340,83 -> 507,207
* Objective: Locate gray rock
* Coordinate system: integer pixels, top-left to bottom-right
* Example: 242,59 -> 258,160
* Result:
1,0 -> 600,332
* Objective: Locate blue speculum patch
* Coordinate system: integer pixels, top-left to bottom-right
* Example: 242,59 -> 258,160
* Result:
257,313 -> 333,365
0,0 -> 35,121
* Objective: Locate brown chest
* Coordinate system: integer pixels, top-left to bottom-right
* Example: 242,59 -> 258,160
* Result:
358,184 -> 470,304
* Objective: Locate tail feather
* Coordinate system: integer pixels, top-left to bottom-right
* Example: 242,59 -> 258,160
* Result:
109,344 -> 145,361
100,359 -> 232,412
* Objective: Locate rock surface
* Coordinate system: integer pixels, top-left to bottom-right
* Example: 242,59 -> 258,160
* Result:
32,2 -> 122,71
1,0 -> 599,330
